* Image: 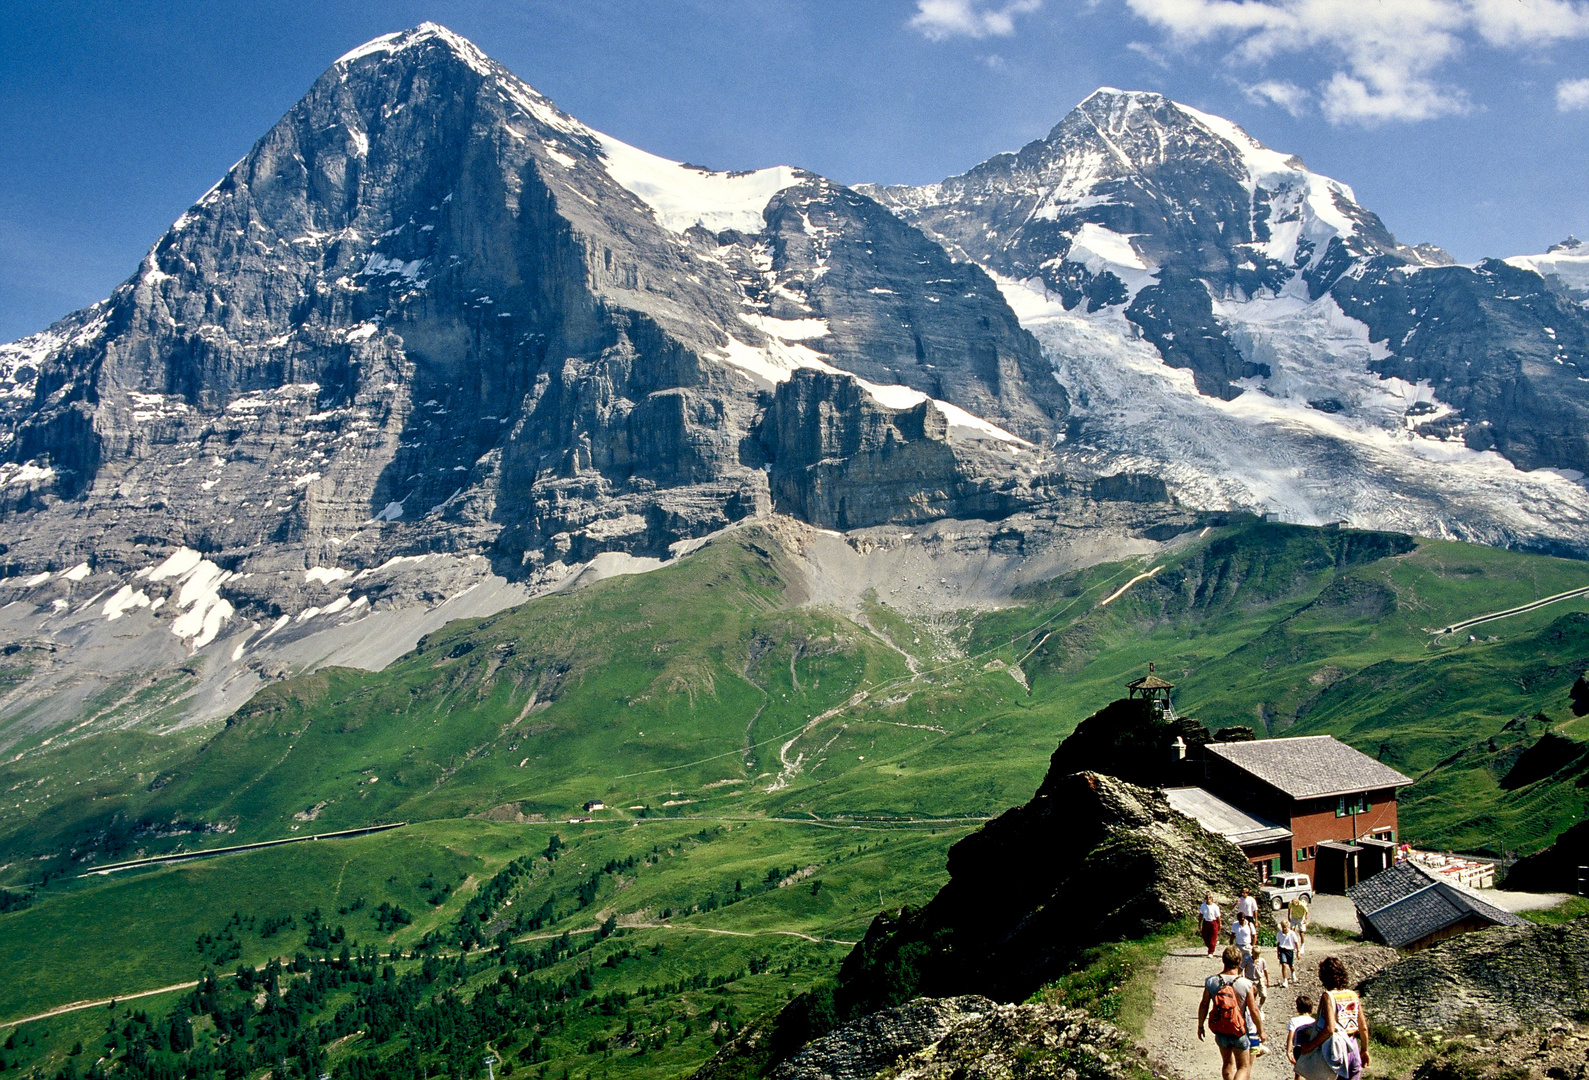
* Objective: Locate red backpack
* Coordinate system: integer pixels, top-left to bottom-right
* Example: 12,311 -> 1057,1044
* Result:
1209,976 -> 1246,1036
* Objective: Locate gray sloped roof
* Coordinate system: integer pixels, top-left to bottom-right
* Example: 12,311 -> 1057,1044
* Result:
1163,786 -> 1293,847
1204,736 -> 1413,799
1348,862 -> 1528,948
1348,860 -> 1433,912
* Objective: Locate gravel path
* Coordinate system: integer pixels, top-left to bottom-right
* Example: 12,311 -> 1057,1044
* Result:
1143,939 -> 1398,1080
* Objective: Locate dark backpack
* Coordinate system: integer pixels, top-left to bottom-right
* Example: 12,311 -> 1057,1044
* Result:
1209,976 -> 1246,1036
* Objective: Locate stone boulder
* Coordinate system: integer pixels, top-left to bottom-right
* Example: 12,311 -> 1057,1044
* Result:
696,996 -> 1166,1080
1360,917 -> 1589,1035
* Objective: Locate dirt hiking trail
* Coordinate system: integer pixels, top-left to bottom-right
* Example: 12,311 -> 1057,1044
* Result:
1144,939 -> 1397,1080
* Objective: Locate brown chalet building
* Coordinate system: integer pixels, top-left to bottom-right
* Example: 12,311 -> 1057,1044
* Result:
1199,736 -> 1414,892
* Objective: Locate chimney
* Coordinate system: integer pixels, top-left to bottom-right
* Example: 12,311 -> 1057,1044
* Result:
1171,735 -> 1187,762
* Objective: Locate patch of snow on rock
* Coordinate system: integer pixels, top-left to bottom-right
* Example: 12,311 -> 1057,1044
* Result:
594,131 -> 803,235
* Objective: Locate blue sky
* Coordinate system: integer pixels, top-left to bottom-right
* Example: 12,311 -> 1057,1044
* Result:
3,0 -> 1587,342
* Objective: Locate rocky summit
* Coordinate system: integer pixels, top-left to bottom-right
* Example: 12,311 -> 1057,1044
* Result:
3,25 -> 1589,739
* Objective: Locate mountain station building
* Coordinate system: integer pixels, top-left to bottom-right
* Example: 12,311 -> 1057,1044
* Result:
1198,736 -> 1414,891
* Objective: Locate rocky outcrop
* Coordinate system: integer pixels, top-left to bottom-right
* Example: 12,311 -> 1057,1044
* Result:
694,996 -> 1162,1080
757,370 -> 1064,529
769,997 -> 991,1080
1360,917 -> 1589,1035
788,998 -> 1159,1080
1048,696 -> 1252,790
1408,1025 -> 1589,1080
827,772 -> 1254,1013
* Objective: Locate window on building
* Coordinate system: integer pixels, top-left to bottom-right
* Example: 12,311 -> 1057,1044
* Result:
1336,793 -> 1370,817
1295,845 -> 1317,862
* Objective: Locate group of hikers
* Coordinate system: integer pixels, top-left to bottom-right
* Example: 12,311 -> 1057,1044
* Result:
1195,889 -> 1369,1080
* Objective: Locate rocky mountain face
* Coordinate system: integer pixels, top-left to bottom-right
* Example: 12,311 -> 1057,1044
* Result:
0,24 -> 1059,581
2,29 -> 1589,740
868,90 -> 1589,550
0,25 -> 1104,737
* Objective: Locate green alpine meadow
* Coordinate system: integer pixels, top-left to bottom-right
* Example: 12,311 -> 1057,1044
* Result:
4,520 -> 1588,1079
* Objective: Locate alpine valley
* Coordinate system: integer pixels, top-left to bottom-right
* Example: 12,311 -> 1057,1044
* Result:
2,23 -> 1589,1080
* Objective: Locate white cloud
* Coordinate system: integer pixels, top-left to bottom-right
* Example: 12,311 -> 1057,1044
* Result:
1120,0 -> 1589,125
1126,39 -> 1171,66
1243,79 -> 1310,116
910,0 -> 1043,40
1561,77 -> 1589,110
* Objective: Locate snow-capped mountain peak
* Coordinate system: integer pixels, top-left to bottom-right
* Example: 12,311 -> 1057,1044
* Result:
334,21 -> 495,75
869,88 -> 1589,550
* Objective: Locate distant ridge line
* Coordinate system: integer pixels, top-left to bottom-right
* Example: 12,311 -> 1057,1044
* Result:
75,821 -> 408,877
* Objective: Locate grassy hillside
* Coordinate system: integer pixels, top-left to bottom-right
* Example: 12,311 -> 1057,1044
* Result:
2,520 -> 1588,1080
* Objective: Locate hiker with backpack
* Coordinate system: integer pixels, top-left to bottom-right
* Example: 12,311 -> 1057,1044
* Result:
1199,945 -> 1267,1080
1293,956 -> 1370,1080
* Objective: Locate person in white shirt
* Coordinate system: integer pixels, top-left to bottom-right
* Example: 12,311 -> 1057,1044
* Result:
1237,887 -> 1259,923
1199,892 -> 1222,956
1232,916 -> 1256,960
1276,921 -> 1300,987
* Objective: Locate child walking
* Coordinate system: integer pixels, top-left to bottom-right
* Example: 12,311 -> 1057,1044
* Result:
1245,945 -> 1272,1057
1286,995 -> 1316,1079
1277,920 -> 1300,987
